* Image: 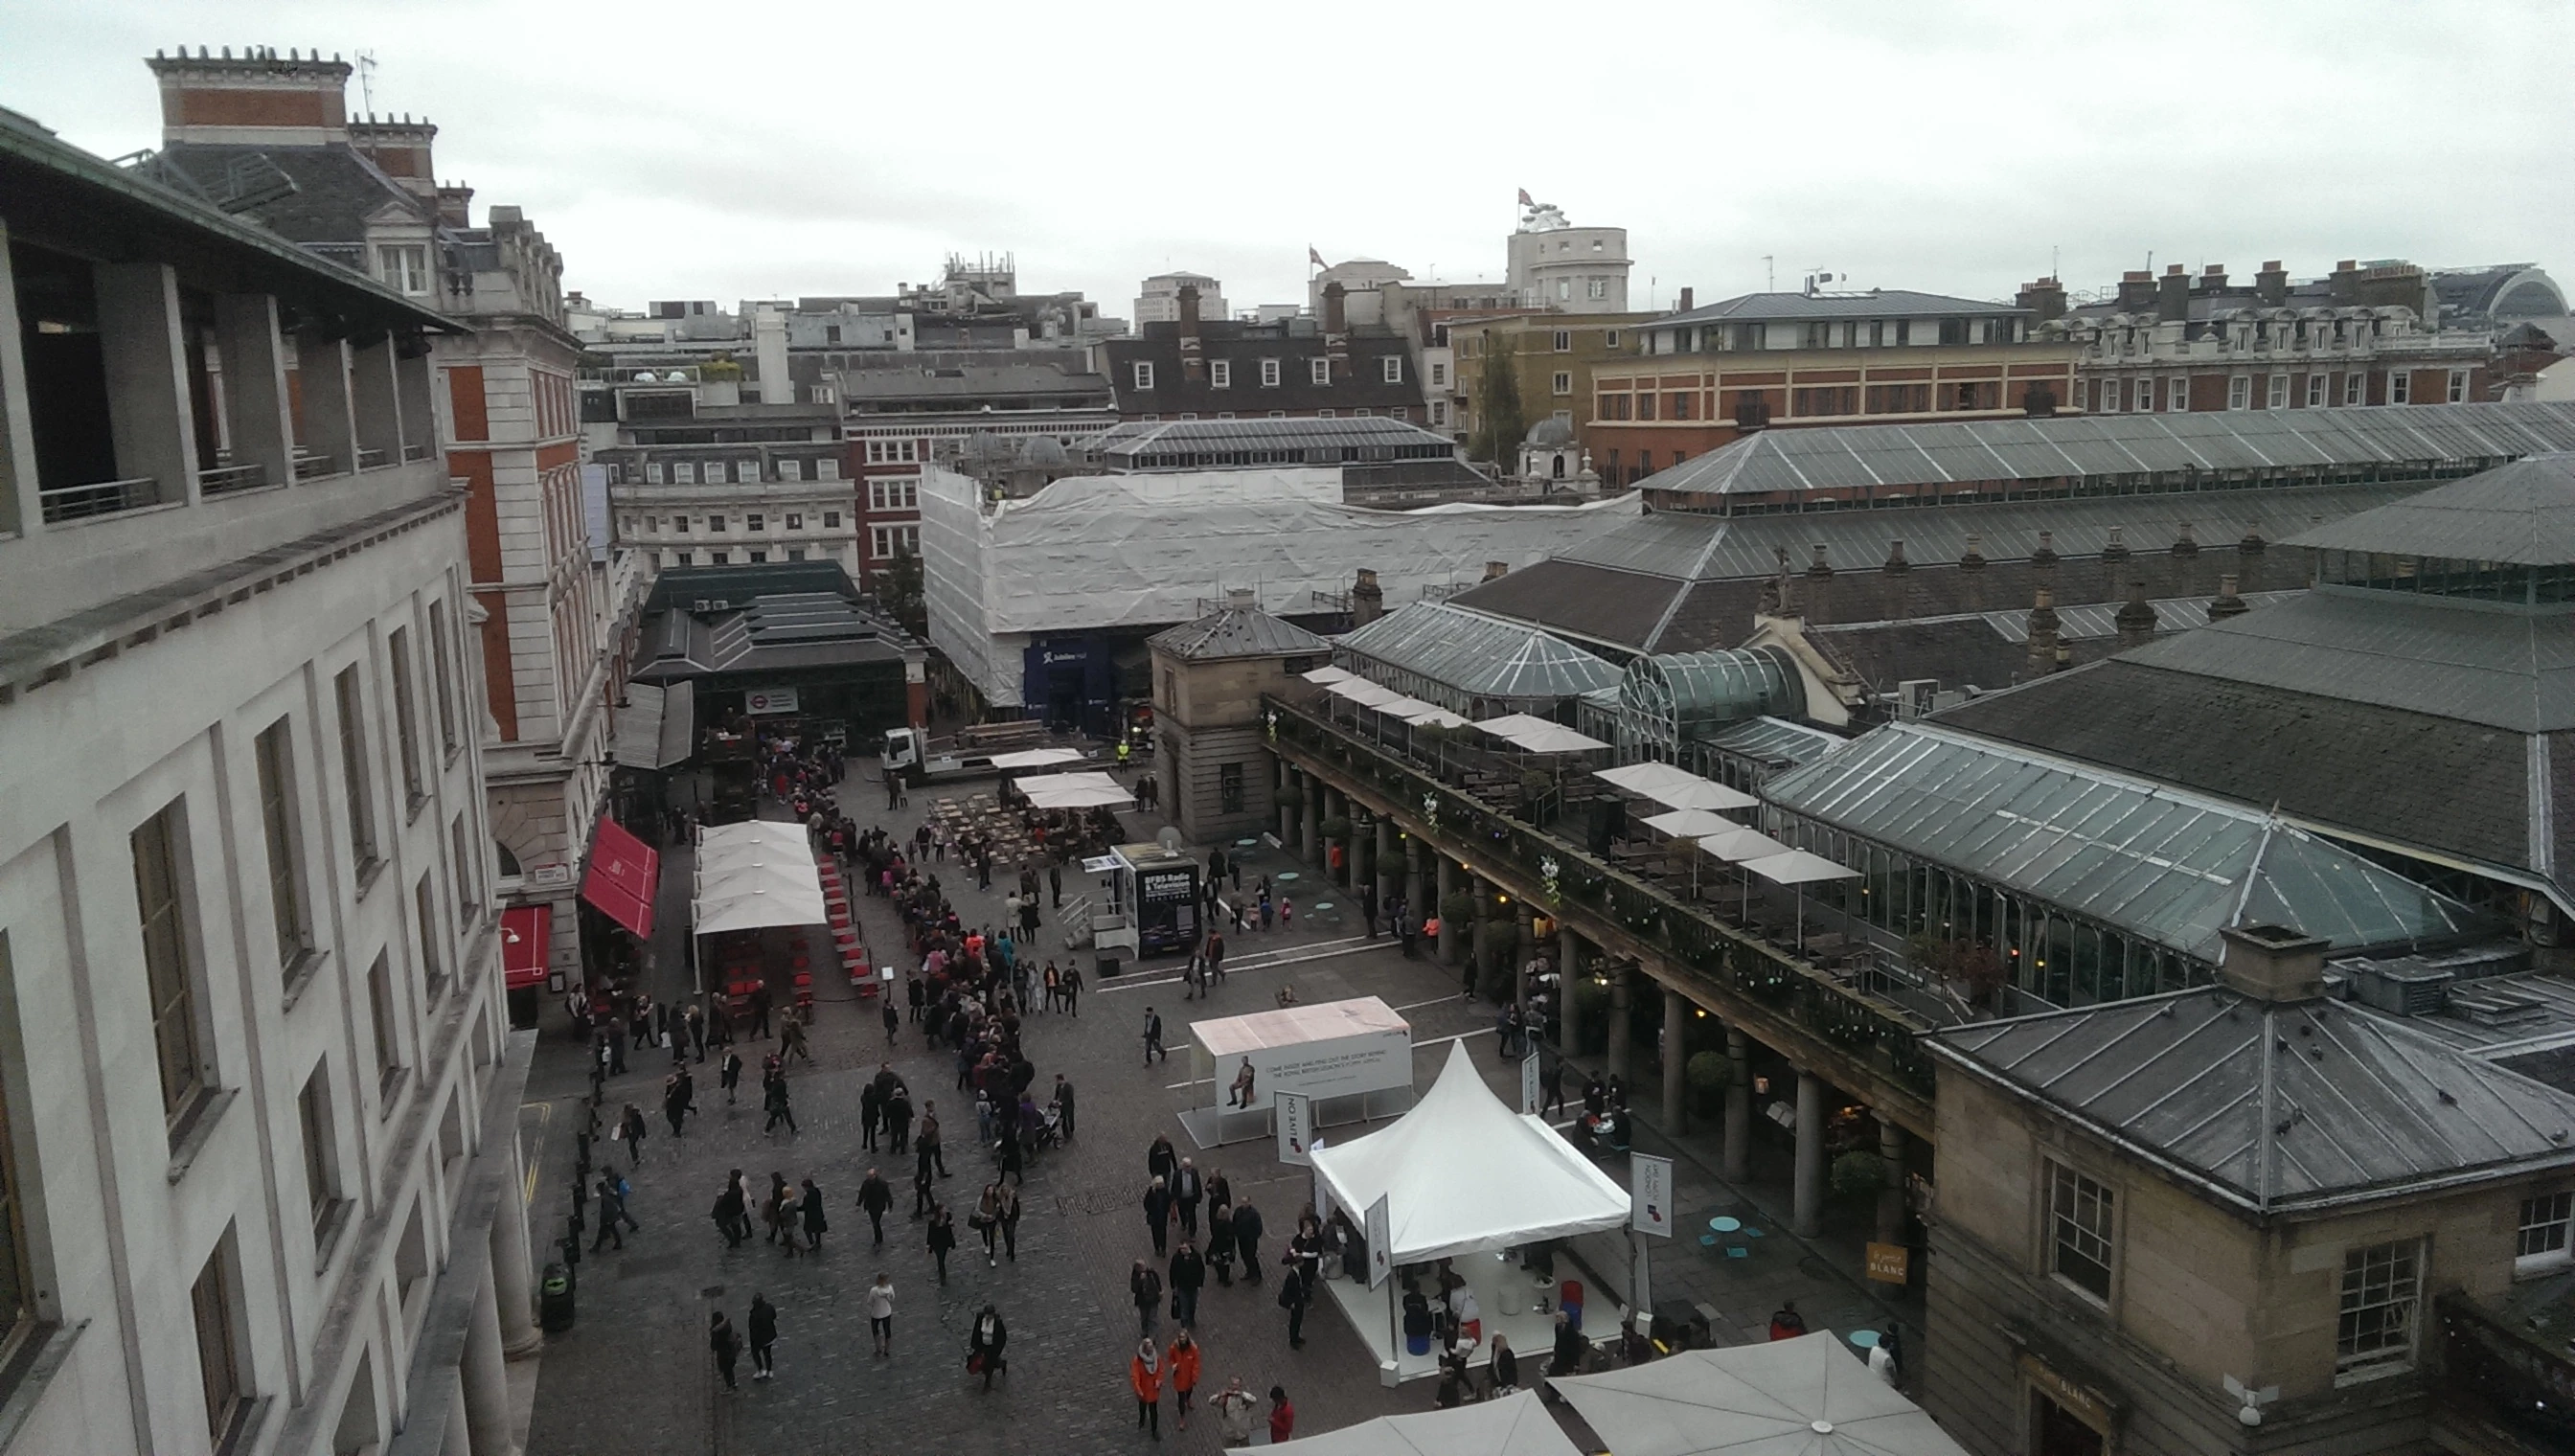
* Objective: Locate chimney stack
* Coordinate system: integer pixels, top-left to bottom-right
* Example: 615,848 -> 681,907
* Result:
2207,573 -> 2249,622
1883,539 -> 1909,575
1959,535 -> 1986,572
436,181 -> 475,228
2255,260 -> 2290,307
2172,521 -> 2198,557
1323,282 -> 1348,335
1351,568 -> 1384,626
1807,544 -> 1834,579
2199,262 -> 2229,293
2025,589 -> 2061,677
2015,277 -> 2068,322
2240,527 -> 2266,556
1483,560 -> 1510,582
1677,286 -> 1696,312
755,306 -> 791,404
2102,524 -> 2131,562
1176,284 -> 1201,335
2219,923 -> 2330,1003
147,47 -> 353,148
2116,270 -> 2156,311
2157,264 -> 2190,323
2030,531 -> 2058,568
1177,284 -> 1204,382
2115,580 -> 2156,648
348,114 -> 441,199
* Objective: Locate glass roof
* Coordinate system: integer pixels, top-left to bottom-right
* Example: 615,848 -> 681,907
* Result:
1336,602 -> 1621,702
1763,722 -> 2490,962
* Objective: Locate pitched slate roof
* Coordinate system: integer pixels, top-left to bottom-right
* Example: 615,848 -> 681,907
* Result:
2284,452 -> 2575,564
1932,988 -> 2575,1215
148,141 -> 432,247
1147,604 -> 1330,662
1646,288 -> 2024,326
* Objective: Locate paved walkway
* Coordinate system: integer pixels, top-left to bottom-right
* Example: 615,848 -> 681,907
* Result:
515,771 -> 1914,1455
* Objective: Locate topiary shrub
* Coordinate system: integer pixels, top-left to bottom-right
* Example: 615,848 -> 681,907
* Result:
1831,1149 -> 1884,1200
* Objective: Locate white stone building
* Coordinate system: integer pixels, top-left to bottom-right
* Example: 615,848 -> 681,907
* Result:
0,96 -> 535,1456
1135,272 -> 1229,328
1506,198 -> 1631,312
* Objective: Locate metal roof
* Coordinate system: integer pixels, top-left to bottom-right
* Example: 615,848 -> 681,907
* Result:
1764,721 -> 2491,963
1701,716 -> 1846,768
1147,604 -> 1332,661
2283,453 -> 2575,564
1087,416 -> 1459,463
1644,289 -> 2024,327
1645,401 -> 2575,498
1978,590 -> 2304,643
1932,989 -> 2575,1215
1333,601 -> 1622,703
2120,587 -> 2575,734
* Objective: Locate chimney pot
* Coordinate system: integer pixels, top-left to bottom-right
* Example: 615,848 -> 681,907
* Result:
1883,539 -> 1909,574
1808,544 -> 1833,578
2173,521 -> 2199,556
1960,534 -> 1985,571
2031,530 -> 2058,567
2102,524 -> 2131,561
2208,573 -> 2250,622
2115,580 -> 2157,647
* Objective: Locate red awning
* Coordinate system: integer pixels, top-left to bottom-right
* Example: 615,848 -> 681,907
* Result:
581,817 -> 661,940
501,904 -> 552,990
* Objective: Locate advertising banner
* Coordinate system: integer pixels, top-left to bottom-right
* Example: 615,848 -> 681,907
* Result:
1276,1091 -> 1312,1167
1520,1052 -> 1541,1114
1629,1152 -> 1675,1239
1220,1030 -> 1410,1114
743,686 -> 800,716
1365,1194 -> 1393,1288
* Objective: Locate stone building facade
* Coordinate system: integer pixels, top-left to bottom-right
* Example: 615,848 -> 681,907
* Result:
1147,594 -> 1330,845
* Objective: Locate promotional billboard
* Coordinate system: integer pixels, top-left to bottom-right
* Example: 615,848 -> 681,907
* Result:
1219,1029 -> 1410,1114
1276,1091 -> 1312,1167
1629,1152 -> 1675,1239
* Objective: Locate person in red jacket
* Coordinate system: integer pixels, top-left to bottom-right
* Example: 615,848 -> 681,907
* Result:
1267,1385 -> 1295,1445
1130,1338 -> 1165,1440
1168,1330 -> 1201,1429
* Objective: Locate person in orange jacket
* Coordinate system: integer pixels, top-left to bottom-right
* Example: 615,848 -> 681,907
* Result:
1167,1330 -> 1202,1430
1130,1337 -> 1165,1440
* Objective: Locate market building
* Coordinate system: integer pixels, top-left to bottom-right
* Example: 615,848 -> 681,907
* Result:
1146,592 -> 1333,844
626,561 -> 924,749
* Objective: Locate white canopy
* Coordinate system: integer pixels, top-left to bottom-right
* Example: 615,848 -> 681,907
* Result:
692,847 -> 831,934
1640,808 -> 1740,839
698,820 -> 808,863
1476,714 -> 1611,754
1268,1390 -> 1581,1456
1742,849 -> 1862,886
1593,762 -> 1759,812
1017,770 -> 1134,809
1400,703 -> 1473,729
1698,827 -> 1792,864
991,746 -> 1085,769
1301,665 -> 1356,685
1310,1042 -> 1629,1264
1328,678 -> 1407,709
1552,1333 -> 1970,1456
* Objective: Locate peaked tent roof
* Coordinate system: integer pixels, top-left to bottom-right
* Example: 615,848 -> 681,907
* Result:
1552,1332 -> 1973,1456
2283,452 -> 2575,564
1310,1042 -> 1629,1263
1149,603 -> 1333,661
1931,988 -> 2575,1214
1266,1390 -> 1582,1456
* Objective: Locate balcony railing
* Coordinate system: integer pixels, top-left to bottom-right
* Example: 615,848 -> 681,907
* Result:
37,475 -> 157,524
197,461 -> 270,498
1266,695 -> 1938,1098
293,450 -> 335,481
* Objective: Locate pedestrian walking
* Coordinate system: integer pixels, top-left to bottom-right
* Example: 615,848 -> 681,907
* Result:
974,1182 -> 1004,1267
591,1172 -> 636,1251
618,1103 -> 648,1167
1148,1132 -> 1178,1186
1212,1377 -> 1258,1446
686,1003 -> 708,1063
1051,1075 -> 1077,1139
781,1011 -> 811,1064
919,1102 -> 949,1177
861,1079 -> 884,1151
968,1304 -> 1009,1391
926,1203 -> 957,1283
749,983 -> 773,1039
748,1294 -> 779,1380
712,1173 -> 747,1248
1143,1177 -> 1173,1257
858,1168 -> 893,1246
1142,1007 -> 1166,1064
663,1073 -> 693,1138
867,1273 -> 896,1356
1174,1159 -> 1204,1238
1130,1338 -> 1164,1440
994,1181 -> 1022,1263
1232,1198 -> 1265,1284
1130,1259 -> 1163,1336
1049,860 -> 1062,908
1205,1201 -> 1237,1286
719,1048 -> 743,1103
709,1311 -> 741,1392
800,1177 -> 829,1250
763,1070 -> 798,1133
1170,1240 -> 1205,1329
1267,1386 -> 1295,1445
1169,1329 -> 1201,1430
1489,1333 -> 1518,1396
1062,963 -> 1082,1016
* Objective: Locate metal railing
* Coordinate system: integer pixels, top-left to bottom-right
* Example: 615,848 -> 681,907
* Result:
293,450 -> 335,481
1266,696 -> 1938,1099
37,475 -> 156,524
198,461 -> 270,497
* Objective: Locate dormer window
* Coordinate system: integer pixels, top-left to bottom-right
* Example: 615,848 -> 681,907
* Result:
377,244 -> 431,296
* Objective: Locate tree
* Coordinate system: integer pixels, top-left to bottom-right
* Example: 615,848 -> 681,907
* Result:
883,541 -> 927,638
1470,339 -> 1526,466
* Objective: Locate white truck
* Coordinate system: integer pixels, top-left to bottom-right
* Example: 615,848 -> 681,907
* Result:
878,721 -> 1059,786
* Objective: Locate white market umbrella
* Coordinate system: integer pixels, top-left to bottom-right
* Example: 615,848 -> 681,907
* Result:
991,746 -> 1085,769
1401,704 -> 1473,729
1594,762 -> 1759,813
1640,808 -> 1739,839
1302,665 -> 1356,685
1477,714 -> 1610,754
1267,1389 -> 1582,1456
1698,827 -> 1792,921
1551,1332 -> 1970,1456
1016,770 -> 1134,810
1740,850 -> 1861,949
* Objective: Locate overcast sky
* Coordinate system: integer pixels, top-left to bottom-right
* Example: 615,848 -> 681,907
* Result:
5,0 -> 2567,321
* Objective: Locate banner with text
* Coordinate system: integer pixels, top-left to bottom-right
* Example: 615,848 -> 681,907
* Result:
1521,1052 -> 1541,1114
1276,1091 -> 1312,1167
1365,1194 -> 1393,1289
1221,1030 -> 1410,1114
1629,1152 -> 1675,1238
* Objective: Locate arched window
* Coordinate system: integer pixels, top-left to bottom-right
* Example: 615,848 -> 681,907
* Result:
493,840 -> 523,879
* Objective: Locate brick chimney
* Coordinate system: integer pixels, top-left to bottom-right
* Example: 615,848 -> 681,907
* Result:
2030,531 -> 2058,569
349,113 -> 439,198
2172,521 -> 2198,557
1677,286 -> 1696,312
2025,589 -> 2061,677
2199,262 -> 2229,293
2015,277 -> 2067,322
2219,923 -> 2329,1003
2116,270 -> 2156,311
148,46 -> 353,147
436,182 -> 475,228
2329,260 -> 2362,306
1883,539 -> 1908,575
1323,283 -> 1348,335
1959,535 -> 1986,572
2239,527 -> 2266,556
2156,263 -> 2190,323
1322,283 -> 1348,384
1482,560 -> 1510,581
2101,524 -> 2130,562
2114,580 -> 2156,648
2254,261 -> 2290,307
2207,573 -> 2249,622
1177,284 -> 1204,382
1352,568 -> 1383,626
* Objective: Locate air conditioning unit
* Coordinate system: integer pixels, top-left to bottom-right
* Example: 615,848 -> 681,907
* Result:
2348,960 -> 2451,1016
1896,679 -> 1940,720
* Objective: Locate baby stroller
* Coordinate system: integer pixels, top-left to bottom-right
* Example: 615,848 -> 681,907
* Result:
1033,1103 -> 1068,1150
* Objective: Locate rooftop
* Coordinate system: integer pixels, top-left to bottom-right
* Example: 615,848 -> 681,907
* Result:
1764,721 -> 2493,964
1639,400 -> 2575,498
1334,601 -> 1623,705
2282,452 -> 2575,564
1932,985 -> 2575,1216
1647,288 -> 2025,327
1084,416 -> 1460,468
1147,601 -> 1332,662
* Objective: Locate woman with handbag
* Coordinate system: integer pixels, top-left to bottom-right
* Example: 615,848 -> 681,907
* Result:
973,1182 -> 1003,1267
994,1182 -> 1022,1263
967,1304 -> 1008,1391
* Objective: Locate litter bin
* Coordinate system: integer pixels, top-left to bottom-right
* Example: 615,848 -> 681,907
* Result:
540,1263 -> 576,1331
1098,954 -> 1122,978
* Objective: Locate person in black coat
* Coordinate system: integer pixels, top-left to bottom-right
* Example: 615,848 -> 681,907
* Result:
1277,1259 -> 1310,1348
1205,1202 -> 1238,1286
925,1204 -> 957,1284
712,1175 -> 747,1248
1549,1310 -> 1586,1376
1143,1177 -> 1174,1257
857,1168 -> 894,1246
747,1294 -> 779,1380
1231,1199 -> 1265,1285
1169,1240 -> 1206,1328
800,1178 -> 829,1249
1147,1133 -> 1178,1186
1174,1159 -> 1205,1238
968,1304 -> 1008,1391
709,1311 -> 741,1391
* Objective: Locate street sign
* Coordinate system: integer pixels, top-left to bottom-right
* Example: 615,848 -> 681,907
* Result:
1520,1051 -> 1541,1114
1865,1241 -> 1911,1285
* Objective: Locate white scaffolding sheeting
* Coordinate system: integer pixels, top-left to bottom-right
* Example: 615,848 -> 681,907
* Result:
919,465 -> 1642,707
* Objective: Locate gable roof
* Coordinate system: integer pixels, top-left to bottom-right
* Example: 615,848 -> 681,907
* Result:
1932,988 -> 2575,1215
1147,603 -> 1330,661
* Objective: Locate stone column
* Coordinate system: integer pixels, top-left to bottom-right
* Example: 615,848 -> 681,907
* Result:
1373,818 -> 1396,912
293,327 -> 362,478
462,1262 -> 517,1456
1723,1027 -> 1751,1184
350,331 -> 404,466
1469,873 -> 1491,992
0,223 -> 37,535
1436,855 -> 1458,965
1661,987 -> 1688,1134
1301,773 -> 1320,866
1402,836 -> 1424,917
1558,927 -> 1585,1051
490,1141 -> 542,1357
1792,1070 -> 1825,1239
94,262 -> 200,506
1278,762 -> 1296,844
1514,901 -> 1537,1008
1606,961 -> 1633,1082
442,1373 -> 473,1456
1877,1121 -> 1907,1248
215,293 -> 296,491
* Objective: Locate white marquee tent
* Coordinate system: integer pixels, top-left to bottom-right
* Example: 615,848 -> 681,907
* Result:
990,746 -> 1086,770
1015,770 -> 1134,809
1552,1332 -> 1971,1456
692,821 -> 830,936
1267,1390 -> 1581,1456
1312,1041 -> 1629,1264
